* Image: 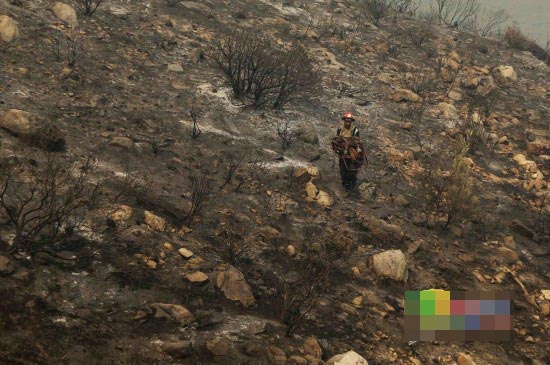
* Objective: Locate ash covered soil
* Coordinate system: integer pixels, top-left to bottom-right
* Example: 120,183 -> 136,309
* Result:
0,0 -> 549,364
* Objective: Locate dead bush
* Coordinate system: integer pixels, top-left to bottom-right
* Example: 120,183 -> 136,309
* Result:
419,137 -> 479,230
431,0 -> 480,27
362,0 -> 390,26
48,31 -> 84,67
389,0 -> 418,13
504,27 -> 550,62
210,27 -> 318,109
458,118 -> 489,153
183,171 -> 213,225
281,229 -> 353,336
215,221 -> 252,265
462,8 -> 511,36
79,0 -> 104,16
410,22 -> 434,48
276,120 -> 299,149
0,154 -> 99,257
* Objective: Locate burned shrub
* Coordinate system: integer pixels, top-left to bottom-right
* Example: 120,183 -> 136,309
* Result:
281,229 -> 353,336
79,0 -> 104,16
0,154 -> 99,257
210,27 -> 318,109
362,0 -> 390,26
419,137 -> 479,230
504,27 -> 550,62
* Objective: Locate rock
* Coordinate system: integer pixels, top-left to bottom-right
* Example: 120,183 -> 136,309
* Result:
305,182 -> 318,200
163,242 -> 173,251
152,303 -> 195,325
0,15 -> 18,43
293,167 -> 311,184
185,271 -> 209,284
437,102 -> 458,119
181,1 -> 212,12
297,121 -> 319,145
160,340 -> 192,358
510,220 -> 535,239
497,247 -> 518,263
306,166 -> 319,177
0,109 -> 65,151
206,337 -> 229,356
110,136 -> 135,150
144,211 -> 166,231
393,194 -> 409,207
326,350 -> 368,365
462,157 -> 475,168
476,76 -> 496,96
109,5 -> 130,17
502,236 -> 516,249
0,255 -> 15,275
112,205 -> 133,222
286,245 -> 296,257
268,345 -> 287,365
216,267 -> 255,306
303,337 -> 322,359
315,190 -> 333,208
449,50 -> 461,62
146,260 -> 157,269
289,355 -> 308,365
178,247 -> 194,258
391,88 -> 422,102
52,2 -> 78,27
448,90 -> 462,101
1,109 -> 37,135
457,352 -> 476,365
372,249 -> 408,282
541,301 -> 550,316
168,63 -> 184,72
493,65 -> 517,82
363,217 -> 403,243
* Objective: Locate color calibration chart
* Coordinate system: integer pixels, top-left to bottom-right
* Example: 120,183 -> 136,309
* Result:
405,290 -> 512,341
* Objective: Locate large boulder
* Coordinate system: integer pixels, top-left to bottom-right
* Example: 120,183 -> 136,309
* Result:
0,15 -> 18,43
0,109 -> 66,151
326,351 -> 368,365
151,303 -> 195,325
216,266 -> 255,306
297,121 -> 319,145
52,3 -> 78,27
372,249 -> 408,282
391,88 -> 422,102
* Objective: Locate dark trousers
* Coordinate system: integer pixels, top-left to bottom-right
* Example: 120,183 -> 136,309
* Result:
339,158 -> 358,190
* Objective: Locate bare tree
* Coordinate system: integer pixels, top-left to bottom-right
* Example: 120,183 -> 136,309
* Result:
0,154 -> 99,257
463,8 -> 511,36
431,0 -> 480,27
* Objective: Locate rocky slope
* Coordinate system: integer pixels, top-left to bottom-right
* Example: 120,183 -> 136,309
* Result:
0,0 -> 548,364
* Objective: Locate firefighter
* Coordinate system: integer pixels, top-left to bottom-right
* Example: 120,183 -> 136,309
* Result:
336,112 -> 360,190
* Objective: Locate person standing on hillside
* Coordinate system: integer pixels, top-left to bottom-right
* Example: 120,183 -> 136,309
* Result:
335,112 -> 361,191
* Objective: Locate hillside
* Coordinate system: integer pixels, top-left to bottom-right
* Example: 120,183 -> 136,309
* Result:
0,0 -> 549,364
